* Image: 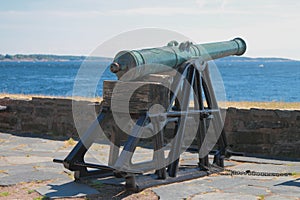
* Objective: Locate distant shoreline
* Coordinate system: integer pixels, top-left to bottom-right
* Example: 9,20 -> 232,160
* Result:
0,54 -> 298,62
0,54 -> 112,62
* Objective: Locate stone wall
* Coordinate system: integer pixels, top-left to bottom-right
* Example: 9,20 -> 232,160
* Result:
0,97 -> 100,138
225,108 -> 300,159
0,97 -> 299,159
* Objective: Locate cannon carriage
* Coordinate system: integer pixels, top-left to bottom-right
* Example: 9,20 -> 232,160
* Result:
54,38 -> 246,191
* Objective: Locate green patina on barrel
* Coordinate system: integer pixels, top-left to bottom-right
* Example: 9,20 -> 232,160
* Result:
110,38 -> 246,79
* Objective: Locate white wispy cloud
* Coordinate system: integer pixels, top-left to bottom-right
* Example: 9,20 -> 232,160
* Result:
107,6 -> 249,16
0,6 -> 249,19
1,1 -> 298,19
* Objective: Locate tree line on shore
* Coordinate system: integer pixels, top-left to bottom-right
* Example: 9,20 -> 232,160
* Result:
0,54 -> 112,62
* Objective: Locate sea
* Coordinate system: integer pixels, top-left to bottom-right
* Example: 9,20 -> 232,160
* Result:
0,60 -> 299,102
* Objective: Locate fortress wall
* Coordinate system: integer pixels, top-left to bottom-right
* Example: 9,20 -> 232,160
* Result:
0,97 -> 100,138
225,107 -> 300,159
0,97 -> 299,158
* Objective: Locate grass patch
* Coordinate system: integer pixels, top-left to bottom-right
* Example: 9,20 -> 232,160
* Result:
33,196 -> 48,200
292,172 -> 300,178
0,191 -> 10,197
61,170 -> 74,180
257,194 -> 265,200
27,189 -> 35,194
35,180 -> 43,184
63,138 -> 77,148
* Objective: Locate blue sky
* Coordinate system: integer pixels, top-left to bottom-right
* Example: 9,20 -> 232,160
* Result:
1,0 -> 299,60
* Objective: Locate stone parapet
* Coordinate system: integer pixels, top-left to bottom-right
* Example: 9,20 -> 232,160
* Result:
0,97 -> 299,158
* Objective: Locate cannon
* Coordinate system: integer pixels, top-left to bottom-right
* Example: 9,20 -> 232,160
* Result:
110,38 -> 246,79
54,38 -> 247,191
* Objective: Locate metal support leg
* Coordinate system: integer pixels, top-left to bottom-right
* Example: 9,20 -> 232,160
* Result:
55,107 -> 110,179
108,125 -> 120,166
194,71 -> 209,169
153,117 -> 167,179
125,174 -> 137,191
168,66 -> 195,177
202,67 -> 227,167
113,114 -> 148,173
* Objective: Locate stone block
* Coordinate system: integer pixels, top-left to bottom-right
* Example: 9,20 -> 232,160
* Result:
0,115 -> 18,126
34,98 -> 56,106
244,120 -> 289,130
0,122 -> 13,130
103,80 -> 170,113
236,109 -> 251,116
250,108 -> 276,118
54,98 -> 73,107
34,107 -> 55,118
11,105 -> 34,113
22,123 -> 49,133
275,110 -> 292,119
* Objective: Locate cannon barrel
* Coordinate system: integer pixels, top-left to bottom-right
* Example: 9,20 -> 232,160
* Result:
110,38 -> 246,78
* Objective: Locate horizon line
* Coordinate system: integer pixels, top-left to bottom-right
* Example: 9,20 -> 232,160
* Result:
0,53 -> 299,62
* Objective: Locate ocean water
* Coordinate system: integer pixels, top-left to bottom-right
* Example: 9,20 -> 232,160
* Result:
0,60 -> 299,102
215,60 -> 300,102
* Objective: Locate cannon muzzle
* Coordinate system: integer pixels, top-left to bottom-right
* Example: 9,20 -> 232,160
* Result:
110,38 -> 246,79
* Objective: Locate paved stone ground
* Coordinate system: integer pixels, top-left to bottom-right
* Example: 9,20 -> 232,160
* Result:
0,132 -> 299,199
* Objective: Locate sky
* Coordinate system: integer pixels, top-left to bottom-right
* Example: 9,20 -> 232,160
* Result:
0,0 -> 300,60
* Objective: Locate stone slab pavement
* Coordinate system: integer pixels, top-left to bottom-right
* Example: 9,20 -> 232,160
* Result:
0,132 -> 299,199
